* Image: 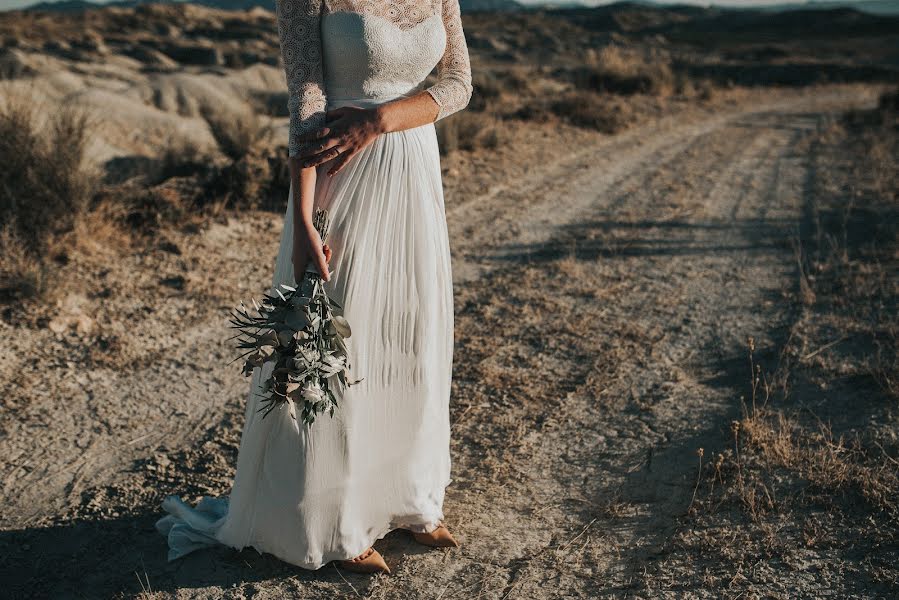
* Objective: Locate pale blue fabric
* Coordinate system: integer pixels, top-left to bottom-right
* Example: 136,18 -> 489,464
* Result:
154,495 -> 230,561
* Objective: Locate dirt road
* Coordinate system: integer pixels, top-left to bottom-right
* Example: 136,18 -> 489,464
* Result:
0,84 -> 880,598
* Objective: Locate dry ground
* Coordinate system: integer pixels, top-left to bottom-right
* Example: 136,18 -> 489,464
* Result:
1,81 -> 895,599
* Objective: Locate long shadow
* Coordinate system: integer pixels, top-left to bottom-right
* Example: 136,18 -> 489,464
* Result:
480,216 -> 797,265
0,507 -> 428,597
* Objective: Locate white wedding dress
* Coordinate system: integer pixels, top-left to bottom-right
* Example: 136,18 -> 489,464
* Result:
155,0 -> 471,569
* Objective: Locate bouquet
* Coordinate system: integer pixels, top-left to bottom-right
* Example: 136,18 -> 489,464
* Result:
229,208 -> 361,425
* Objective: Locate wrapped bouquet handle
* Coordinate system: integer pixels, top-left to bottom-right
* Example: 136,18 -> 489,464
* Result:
229,208 -> 361,425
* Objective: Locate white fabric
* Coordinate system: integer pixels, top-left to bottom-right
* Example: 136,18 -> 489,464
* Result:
156,0 -> 470,570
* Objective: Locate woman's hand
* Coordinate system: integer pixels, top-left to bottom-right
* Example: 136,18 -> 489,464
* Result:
294,106 -> 384,177
292,219 -> 333,283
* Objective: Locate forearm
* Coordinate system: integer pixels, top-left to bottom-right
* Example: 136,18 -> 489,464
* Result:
289,160 -> 318,230
373,92 -> 441,135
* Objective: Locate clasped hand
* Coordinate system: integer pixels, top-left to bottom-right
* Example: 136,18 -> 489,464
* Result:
292,106 -> 384,177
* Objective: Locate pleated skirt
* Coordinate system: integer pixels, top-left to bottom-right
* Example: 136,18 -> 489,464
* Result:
156,119 -> 454,570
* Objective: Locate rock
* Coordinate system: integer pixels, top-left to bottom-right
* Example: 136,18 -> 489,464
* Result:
48,316 -> 69,334
75,314 -> 95,336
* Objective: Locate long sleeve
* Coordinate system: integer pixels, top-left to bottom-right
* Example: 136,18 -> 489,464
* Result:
425,0 -> 473,122
275,0 -> 328,157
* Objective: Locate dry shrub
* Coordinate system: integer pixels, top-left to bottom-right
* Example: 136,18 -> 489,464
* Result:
155,133 -> 212,183
737,407 -> 898,516
468,71 -> 503,112
436,111 -> 504,155
878,86 -> 899,112
201,104 -> 272,161
249,89 -> 290,118
0,92 -> 101,299
0,93 -> 98,252
674,73 -> 715,101
68,197 -> 132,256
0,222 -> 48,301
550,91 -> 633,133
207,151 -> 276,210
572,45 -> 675,96
196,105 -> 280,209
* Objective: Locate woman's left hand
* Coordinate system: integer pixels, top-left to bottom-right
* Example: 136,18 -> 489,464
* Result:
295,106 -> 384,177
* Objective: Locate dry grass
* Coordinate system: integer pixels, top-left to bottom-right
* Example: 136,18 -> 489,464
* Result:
0,92 -> 97,250
551,92 -> 635,133
201,105 -> 273,162
436,111 -> 506,155
0,223 -> 48,301
155,133 -> 212,184
572,45 -> 675,97
0,91 -> 101,299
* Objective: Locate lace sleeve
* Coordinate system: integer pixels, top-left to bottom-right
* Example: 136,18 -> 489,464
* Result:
425,0 -> 473,122
275,0 -> 328,157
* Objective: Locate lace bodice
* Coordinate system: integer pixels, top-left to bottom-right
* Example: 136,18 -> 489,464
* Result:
275,0 -> 473,157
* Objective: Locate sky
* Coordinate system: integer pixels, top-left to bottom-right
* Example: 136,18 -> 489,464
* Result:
0,0 -> 878,12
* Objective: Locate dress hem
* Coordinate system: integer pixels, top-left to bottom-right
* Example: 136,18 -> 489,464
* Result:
220,475 -> 454,571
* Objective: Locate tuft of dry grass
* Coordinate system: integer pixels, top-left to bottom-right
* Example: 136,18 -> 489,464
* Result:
436,111 -> 506,155
201,104 -> 273,162
550,92 -> 634,134
571,45 -> 675,97
0,91 -> 101,299
0,92 -> 98,251
0,222 -> 48,301
154,133 -> 212,184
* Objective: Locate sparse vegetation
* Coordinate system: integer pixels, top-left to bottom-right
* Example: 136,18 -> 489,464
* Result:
155,134 -> 211,184
0,93 -> 99,299
0,93 -> 96,249
656,88 -> 899,596
550,91 -> 634,133
201,106 -> 272,163
570,45 -> 675,97
436,110 -> 505,155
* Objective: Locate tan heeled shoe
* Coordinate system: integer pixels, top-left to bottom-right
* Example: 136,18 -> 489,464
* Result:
337,547 -> 390,574
411,521 -> 459,548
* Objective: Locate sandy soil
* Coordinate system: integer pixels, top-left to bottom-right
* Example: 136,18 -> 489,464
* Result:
0,83 -> 885,598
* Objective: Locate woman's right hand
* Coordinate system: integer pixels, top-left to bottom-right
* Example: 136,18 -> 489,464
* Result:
293,219 -> 332,282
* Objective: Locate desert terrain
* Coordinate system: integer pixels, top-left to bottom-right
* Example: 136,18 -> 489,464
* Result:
0,2 -> 897,598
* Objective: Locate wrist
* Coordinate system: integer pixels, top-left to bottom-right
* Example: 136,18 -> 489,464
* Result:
372,104 -> 390,134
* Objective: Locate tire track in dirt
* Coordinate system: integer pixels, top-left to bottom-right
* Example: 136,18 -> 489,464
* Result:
447,87 -> 871,285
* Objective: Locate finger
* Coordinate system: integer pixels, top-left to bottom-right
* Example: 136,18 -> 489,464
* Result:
327,149 -> 356,177
296,126 -> 330,144
301,146 -> 342,169
301,136 -> 342,159
313,246 -> 330,281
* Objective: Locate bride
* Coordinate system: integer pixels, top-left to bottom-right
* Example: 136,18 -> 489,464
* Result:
155,0 -> 472,575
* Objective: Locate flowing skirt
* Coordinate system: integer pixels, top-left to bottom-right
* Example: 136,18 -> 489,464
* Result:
155,117 -> 454,570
